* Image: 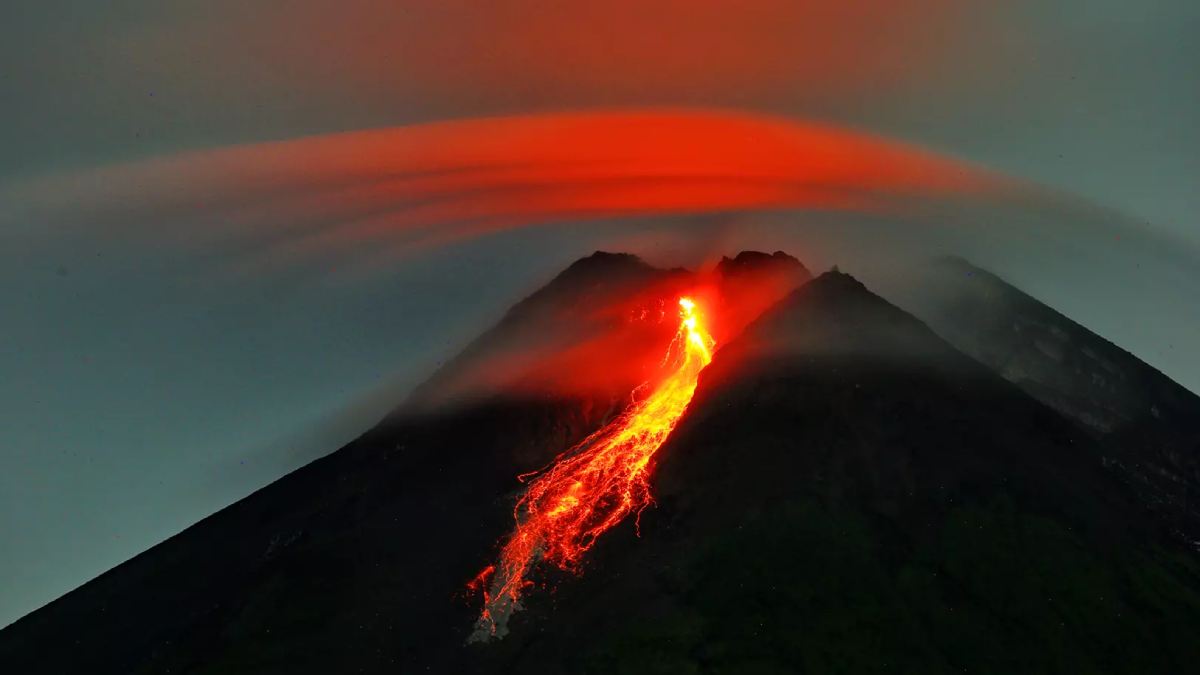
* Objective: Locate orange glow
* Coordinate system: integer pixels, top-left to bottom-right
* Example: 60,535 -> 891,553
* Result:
469,296 -> 715,641
8,108 -> 1013,276
143,2 -> 992,110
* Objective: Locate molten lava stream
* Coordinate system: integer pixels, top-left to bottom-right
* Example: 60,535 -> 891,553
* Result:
469,297 -> 715,641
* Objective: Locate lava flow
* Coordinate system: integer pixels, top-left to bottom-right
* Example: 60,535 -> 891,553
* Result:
469,297 -> 715,641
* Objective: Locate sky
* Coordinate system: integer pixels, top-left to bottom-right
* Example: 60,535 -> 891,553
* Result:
1,1 -> 1197,627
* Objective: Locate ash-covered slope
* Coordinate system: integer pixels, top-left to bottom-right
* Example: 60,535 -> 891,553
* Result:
2,257 -> 1197,675
893,257 -> 1200,546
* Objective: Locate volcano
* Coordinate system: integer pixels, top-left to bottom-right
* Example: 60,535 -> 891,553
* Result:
2,251 -> 1198,674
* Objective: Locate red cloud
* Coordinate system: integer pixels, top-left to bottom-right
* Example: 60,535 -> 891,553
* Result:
9,108 -> 1012,277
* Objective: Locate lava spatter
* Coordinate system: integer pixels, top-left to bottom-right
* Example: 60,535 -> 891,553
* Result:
469,297 -> 714,641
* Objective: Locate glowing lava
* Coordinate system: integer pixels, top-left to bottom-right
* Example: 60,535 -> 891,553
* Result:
469,297 -> 715,641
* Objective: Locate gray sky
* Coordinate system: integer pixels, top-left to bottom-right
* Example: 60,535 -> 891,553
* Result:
2,1 -> 1197,627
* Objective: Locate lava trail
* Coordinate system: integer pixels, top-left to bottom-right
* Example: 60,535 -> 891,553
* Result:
469,297 -> 715,641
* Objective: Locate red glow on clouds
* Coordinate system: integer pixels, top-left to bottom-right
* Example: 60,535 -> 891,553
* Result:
127,1 -> 997,114
11,108 -> 1011,273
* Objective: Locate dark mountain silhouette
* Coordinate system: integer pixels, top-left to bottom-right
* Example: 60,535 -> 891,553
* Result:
894,256 -> 1200,547
2,253 -> 1198,674
715,249 -> 811,279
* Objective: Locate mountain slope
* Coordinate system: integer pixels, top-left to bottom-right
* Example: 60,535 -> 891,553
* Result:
455,271 -> 1200,673
407,250 -> 686,408
892,257 -> 1200,546
1,258 -> 1197,674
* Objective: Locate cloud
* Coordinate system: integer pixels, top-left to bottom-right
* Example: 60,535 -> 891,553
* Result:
113,1 -> 1001,111
3,108 -> 1012,278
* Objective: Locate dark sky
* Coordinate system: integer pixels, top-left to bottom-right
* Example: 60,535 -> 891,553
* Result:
2,1 -> 1197,627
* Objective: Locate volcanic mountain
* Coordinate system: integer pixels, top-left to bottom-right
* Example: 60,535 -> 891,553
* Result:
891,256 -> 1200,547
2,252 -> 1198,674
